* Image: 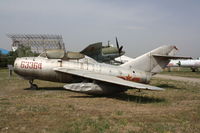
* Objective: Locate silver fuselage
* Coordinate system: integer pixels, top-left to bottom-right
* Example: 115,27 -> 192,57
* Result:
14,56 -> 151,84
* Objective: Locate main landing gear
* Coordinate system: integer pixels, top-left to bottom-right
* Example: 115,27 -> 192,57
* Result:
29,79 -> 38,89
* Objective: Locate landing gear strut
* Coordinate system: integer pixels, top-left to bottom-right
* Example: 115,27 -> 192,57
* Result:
29,79 -> 38,89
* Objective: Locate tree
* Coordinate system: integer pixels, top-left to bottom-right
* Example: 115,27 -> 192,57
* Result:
15,45 -> 38,57
0,51 -> 8,67
0,46 -> 39,67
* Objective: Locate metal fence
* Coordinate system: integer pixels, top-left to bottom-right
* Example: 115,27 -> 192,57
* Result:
7,34 -> 65,53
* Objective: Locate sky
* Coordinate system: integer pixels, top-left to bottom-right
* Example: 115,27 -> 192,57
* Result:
0,0 -> 200,58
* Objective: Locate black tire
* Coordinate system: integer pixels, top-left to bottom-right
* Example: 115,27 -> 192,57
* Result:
31,84 -> 38,89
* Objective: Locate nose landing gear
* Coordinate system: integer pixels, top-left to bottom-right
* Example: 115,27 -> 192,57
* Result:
29,79 -> 38,89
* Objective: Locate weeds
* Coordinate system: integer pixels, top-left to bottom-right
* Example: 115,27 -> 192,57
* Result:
0,69 -> 200,133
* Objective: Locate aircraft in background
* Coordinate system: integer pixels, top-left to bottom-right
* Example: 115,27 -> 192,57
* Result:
14,45 -> 186,95
81,37 -> 125,63
167,58 -> 200,72
114,55 -> 135,64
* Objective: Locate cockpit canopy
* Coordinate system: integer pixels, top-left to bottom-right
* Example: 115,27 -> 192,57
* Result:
39,49 -> 85,60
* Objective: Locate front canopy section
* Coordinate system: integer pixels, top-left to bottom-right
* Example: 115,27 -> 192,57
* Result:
46,49 -> 65,59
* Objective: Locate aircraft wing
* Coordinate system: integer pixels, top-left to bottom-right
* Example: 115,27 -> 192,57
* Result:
80,42 -> 102,57
54,67 -> 164,91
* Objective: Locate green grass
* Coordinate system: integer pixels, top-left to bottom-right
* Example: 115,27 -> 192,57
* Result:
0,69 -> 200,133
161,67 -> 200,78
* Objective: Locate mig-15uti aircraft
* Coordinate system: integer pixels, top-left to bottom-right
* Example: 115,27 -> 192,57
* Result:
14,45 -> 187,95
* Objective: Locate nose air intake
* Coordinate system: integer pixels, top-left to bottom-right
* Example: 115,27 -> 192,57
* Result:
13,58 -> 20,73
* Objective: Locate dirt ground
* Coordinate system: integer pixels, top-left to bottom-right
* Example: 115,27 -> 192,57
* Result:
0,69 -> 200,133
154,74 -> 200,83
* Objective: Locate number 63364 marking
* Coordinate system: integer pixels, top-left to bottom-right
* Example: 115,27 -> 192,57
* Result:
20,61 -> 42,69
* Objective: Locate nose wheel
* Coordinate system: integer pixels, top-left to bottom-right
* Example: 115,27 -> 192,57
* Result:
29,79 -> 38,89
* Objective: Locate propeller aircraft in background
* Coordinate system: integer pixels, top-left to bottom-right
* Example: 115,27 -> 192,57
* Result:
81,37 -> 125,63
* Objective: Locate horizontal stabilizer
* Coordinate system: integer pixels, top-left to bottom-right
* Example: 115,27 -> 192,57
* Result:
152,54 -> 192,59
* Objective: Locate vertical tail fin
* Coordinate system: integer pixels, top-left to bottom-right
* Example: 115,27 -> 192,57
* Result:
121,45 -> 178,74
